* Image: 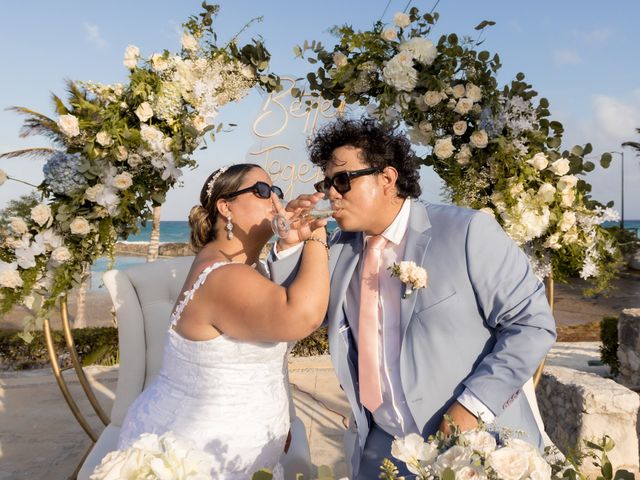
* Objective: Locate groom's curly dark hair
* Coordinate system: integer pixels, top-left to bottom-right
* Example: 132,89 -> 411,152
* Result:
308,117 -> 421,199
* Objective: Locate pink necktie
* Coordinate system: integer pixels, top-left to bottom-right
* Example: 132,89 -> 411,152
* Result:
358,235 -> 388,412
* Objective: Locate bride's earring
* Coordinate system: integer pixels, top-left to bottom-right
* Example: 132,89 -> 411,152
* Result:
226,214 -> 234,240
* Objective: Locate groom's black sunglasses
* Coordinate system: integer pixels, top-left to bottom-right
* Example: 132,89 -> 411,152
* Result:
314,167 -> 382,195
222,181 -> 284,200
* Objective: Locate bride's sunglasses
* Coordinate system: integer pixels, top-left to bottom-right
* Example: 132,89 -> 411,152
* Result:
314,167 -> 381,194
223,181 -> 284,200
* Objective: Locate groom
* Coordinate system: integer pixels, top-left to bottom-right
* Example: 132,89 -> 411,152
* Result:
269,118 -> 556,478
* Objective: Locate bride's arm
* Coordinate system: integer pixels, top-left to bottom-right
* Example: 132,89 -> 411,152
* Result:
201,228 -> 330,342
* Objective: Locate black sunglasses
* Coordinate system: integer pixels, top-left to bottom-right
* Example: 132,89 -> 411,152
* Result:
314,167 -> 381,194
222,181 -> 284,200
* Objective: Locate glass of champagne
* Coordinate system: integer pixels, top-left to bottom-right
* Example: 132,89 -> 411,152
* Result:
271,197 -> 334,239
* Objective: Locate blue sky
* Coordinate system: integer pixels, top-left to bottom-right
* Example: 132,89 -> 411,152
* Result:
0,0 -> 638,220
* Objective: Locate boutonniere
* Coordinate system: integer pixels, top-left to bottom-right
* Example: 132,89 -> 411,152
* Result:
388,261 -> 428,298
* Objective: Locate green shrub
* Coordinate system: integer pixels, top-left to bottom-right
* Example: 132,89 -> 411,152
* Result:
599,316 -> 620,376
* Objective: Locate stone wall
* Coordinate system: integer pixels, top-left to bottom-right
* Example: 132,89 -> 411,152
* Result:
538,365 -> 640,474
619,308 -> 640,390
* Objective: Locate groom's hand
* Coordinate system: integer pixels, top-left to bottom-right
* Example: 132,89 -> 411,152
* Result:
439,401 -> 479,435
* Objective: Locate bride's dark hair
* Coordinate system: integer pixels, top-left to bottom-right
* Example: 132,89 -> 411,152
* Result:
188,163 -> 260,252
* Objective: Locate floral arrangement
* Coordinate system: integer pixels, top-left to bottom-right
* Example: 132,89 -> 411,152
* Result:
0,3 -> 280,335
295,8 -> 621,293
389,261 -> 428,297
91,431 -> 212,480
382,428 -> 634,480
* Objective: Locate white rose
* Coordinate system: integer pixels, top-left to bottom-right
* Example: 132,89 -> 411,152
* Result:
487,447 -> 529,480
393,12 -> 411,28
453,120 -> 468,136
30,204 -> 52,227
15,247 -> 37,269
35,229 -> 62,250
527,453 -> 552,480
527,152 -> 549,170
433,446 -> 474,475
0,261 -> 23,289
434,137 -> 455,159
57,114 -> 80,137
544,232 -> 562,250
423,91 -> 444,107
456,145 -> 472,165
465,83 -> 482,103
382,52 -> 418,92
479,207 -> 495,218
537,183 -> 556,203
0,168 -> 7,185
84,184 -> 105,202
127,154 -> 143,168
51,246 -> 72,265
419,120 -> 433,134
470,130 -> 489,149
391,434 -> 438,474
548,158 -> 570,176
123,44 -> 140,69
557,174 -> 578,193
192,115 -> 208,132
398,37 -> 437,65
558,211 -> 576,231
333,52 -> 348,68
460,430 -> 497,456
69,217 -> 91,236
561,189 -> 576,207
150,53 -> 169,71
381,27 -> 398,41
456,465 -> 486,480
96,131 -> 112,147
115,146 -> 128,161
454,98 -> 474,115
452,84 -> 466,99
112,172 -> 133,190
9,217 -> 29,235
181,32 -> 199,51
563,226 -> 579,244
135,102 -> 154,122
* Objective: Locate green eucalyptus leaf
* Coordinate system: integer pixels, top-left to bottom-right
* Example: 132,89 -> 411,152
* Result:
571,145 -> 584,156
478,51 -> 490,62
474,20 -> 496,30
583,161 -> 595,172
547,137 -> 561,149
600,152 -> 613,168
583,143 -> 593,155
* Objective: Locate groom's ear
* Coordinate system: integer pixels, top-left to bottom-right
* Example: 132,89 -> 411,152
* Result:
380,166 -> 399,196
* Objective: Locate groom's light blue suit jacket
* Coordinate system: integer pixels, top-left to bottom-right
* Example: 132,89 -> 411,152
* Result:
269,200 -> 556,474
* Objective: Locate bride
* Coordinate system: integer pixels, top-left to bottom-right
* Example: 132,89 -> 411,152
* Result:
116,163 -> 329,479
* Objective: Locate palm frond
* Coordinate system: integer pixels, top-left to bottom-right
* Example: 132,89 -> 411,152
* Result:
0,147 -> 57,160
51,94 -> 69,116
621,141 -> 640,149
7,106 -> 63,142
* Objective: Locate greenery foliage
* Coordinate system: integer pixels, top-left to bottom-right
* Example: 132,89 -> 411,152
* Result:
599,316 -> 620,376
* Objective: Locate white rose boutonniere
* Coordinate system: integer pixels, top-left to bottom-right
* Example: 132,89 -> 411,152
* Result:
389,261 -> 428,298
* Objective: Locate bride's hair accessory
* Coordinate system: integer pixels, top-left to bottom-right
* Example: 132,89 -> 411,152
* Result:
206,165 -> 231,198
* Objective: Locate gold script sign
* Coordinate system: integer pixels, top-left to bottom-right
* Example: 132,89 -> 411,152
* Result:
248,76 -> 342,199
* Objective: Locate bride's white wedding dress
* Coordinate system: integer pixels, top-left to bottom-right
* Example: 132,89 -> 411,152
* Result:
117,261 -> 290,479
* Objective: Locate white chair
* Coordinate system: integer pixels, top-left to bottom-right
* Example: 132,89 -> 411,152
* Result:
78,256 -> 311,479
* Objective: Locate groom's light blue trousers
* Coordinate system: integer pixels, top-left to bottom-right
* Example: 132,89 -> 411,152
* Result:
355,423 -> 412,479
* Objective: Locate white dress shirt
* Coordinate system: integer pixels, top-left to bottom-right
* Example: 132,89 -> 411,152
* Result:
274,199 -> 494,437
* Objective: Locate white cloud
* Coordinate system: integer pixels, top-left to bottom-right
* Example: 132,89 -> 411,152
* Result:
592,94 -> 640,142
84,23 -> 107,48
553,49 -> 582,66
572,27 -> 612,45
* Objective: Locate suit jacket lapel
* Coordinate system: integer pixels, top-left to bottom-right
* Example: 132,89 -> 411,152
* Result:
400,201 -> 432,337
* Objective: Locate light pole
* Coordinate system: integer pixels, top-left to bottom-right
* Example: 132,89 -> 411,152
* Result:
611,150 -> 624,229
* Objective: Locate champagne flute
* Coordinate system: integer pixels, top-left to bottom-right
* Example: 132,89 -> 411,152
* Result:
271,198 -> 334,239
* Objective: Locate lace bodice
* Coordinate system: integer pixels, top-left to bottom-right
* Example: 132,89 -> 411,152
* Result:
117,261 -> 290,479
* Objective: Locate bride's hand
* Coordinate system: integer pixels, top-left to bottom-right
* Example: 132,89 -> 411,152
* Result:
275,193 -> 327,249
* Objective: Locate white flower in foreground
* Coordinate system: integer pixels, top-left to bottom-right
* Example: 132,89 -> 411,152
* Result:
123,44 -> 140,69
135,102 -> 154,123
561,189 -> 576,207
35,229 -> 62,251
452,84 -> 466,99
548,158 -> 570,176
58,114 -> 80,137
30,204 -> 52,227
391,433 -> 438,474
192,115 -> 208,132
434,137 -> 455,159
487,447 -> 529,480
9,217 -> 29,235
70,217 -> 91,236
333,51 -> 348,68
466,82 -> 482,103
453,120 -> 468,136
84,184 -> 105,202
381,27 -> 398,41
127,154 -> 143,168
558,211 -> 577,231
0,261 -> 23,289
181,32 -> 199,51
454,98 -> 474,116
433,445 -> 474,475
527,152 -> 549,171
456,144 -> 472,165
393,12 -> 411,28
399,37 -> 437,65
115,146 -> 128,161
460,430 -> 497,456
557,174 -> 578,193
149,53 -> 169,71
537,183 -> 556,203
51,246 -> 72,265
545,232 -> 562,250
95,187 -> 120,216
424,90 -> 445,107
112,172 -> 133,190
382,51 -> 418,92
470,130 -> 489,149
0,168 -> 7,185
96,131 -> 112,147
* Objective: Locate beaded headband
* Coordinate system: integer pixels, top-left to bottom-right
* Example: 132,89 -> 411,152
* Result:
205,165 -> 231,198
